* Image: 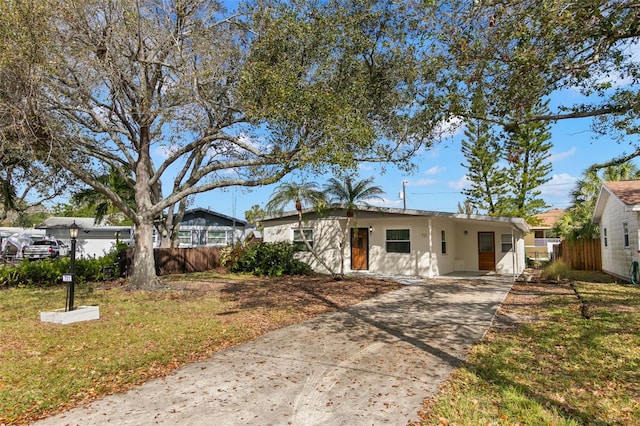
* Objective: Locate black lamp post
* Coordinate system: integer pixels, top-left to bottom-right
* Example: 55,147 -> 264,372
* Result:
66,221 -> 79,312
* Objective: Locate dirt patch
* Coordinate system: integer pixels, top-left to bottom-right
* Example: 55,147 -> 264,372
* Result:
492,277 -> 577,330
151,272 -> 404,319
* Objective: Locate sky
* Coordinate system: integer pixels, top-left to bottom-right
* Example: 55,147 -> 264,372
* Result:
192,102 -> 637,221
192,37 -> 640,222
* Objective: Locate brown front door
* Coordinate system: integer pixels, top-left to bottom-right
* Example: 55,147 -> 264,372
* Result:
478,232 -> 495,271
351,228 -> 368,270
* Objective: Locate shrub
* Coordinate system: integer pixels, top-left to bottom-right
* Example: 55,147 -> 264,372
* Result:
222,242 -> 312,277
0,243 -> 127,288
0,258 -> 70,288
541,260 -> 571,281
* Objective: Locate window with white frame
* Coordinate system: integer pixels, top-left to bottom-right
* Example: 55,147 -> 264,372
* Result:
441,230 -> 447,254
501,234 -> 513,252
207,230 -> 227,246
293,229 -> 313,251
603,228 -> 608,248
386,229 -> 410,253
623,221 -> 630,248
178,230 -> 190,245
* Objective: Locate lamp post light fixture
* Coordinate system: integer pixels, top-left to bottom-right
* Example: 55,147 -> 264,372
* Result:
40,219 -> 99,324
66,221 -> 79,312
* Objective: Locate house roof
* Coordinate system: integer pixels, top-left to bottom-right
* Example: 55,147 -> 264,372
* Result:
36,217 -> 97,229
531,208 -> 565,229
603,180 -> 640,205
262,205 -> 530,233
36,208 -> 251,231
181,208 -> 251,228
593,180 -> 640,223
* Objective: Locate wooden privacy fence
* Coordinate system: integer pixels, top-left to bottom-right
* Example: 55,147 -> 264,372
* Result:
121,247 -> 223,276
552,238 -> 602,271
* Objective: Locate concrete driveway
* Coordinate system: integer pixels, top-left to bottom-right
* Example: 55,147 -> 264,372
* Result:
34,279 -> 513,426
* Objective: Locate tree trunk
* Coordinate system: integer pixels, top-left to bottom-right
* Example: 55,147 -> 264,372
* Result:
128,125 -> 162,289
129,219 -> 162,289
159,231 -> 172,248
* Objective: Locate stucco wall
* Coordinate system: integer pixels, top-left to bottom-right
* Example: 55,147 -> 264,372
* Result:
43,229 -> 125,259
262,217 -> 343,274
262,214 -> 526,277
599,198 -> 640,280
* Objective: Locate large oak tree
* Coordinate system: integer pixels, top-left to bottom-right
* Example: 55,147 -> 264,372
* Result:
16,0 -> 431,288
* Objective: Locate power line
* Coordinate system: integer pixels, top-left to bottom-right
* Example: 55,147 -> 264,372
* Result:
410,181 -> 576,196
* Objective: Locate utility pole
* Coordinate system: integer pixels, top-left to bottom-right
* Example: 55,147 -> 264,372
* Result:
400,181 -> 407,210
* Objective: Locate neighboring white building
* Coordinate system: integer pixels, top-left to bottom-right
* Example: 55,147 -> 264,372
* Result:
593,180 -> 640,280
261,206 -> 529,278
35,217 -> 132,259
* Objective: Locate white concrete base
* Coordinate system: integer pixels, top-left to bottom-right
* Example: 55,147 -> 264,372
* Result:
40,306 -> 100,325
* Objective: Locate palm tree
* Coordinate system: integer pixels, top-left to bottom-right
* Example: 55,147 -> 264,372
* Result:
71,167 -> 135,225
603,162 -> 640,181
323,176 -> 384,214
554,162 -> 640,240
265,182 -> 327,215
266,182 -> 334,274
323,176 -> 384,275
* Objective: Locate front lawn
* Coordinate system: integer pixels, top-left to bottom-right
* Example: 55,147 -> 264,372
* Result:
414,277 -> 640,425
0,273 -> 400,424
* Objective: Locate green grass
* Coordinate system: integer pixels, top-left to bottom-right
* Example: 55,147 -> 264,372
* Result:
416,280 -> 640,425
0,272 -> 399,424
0,280 -> 280,424
5,273 -> 639,425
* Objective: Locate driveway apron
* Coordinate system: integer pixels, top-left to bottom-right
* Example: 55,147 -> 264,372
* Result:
34,279 -> 513,426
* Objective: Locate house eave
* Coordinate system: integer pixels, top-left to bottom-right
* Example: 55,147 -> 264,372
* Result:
262,205 -> 529,233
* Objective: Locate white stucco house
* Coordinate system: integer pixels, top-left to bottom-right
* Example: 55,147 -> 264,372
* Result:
593,180 -> 640,280
261,206 -> 529,278
35,217 -> 133,259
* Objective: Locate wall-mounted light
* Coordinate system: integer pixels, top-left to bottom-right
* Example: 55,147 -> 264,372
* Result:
369,226 -> 373,233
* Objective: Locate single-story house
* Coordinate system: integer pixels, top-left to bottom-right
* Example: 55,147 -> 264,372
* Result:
524,208 -> 564,263
261,206 -> 529,278
593,180 -> 640,280
172,208 -> 252,248
36,217 -> 133,259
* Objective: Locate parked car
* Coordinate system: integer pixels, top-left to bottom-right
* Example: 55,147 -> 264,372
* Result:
22,240 -> 70,260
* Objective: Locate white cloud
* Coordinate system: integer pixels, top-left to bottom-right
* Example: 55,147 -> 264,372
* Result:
540,173 -> 577,200
368,197 -> 403,208
549,147 -> 576,163
410,178 -> 438,186
358,163 -> 376,173
433,116 -> 465,138
154,144 -> 180,160
448,175 -> 470,191
424,166 -> 446,175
